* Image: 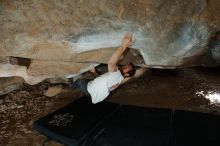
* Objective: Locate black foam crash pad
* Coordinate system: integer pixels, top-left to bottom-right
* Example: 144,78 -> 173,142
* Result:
34,97 -> 220,146
171,110 -> 220,146
87,106 -> 172,146
33,97 -> 120,146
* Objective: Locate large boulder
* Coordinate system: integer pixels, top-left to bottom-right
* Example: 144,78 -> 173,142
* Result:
0,0 -> 219,84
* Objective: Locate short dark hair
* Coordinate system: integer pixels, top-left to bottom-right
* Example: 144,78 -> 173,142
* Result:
126,63 -> 136,77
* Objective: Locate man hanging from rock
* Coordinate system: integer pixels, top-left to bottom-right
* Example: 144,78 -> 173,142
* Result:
70,32 -> 147,104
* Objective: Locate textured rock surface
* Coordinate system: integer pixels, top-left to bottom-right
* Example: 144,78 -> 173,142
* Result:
0,0 -> 220,84
0,77 -> 24,96
0,63 -> 52,85
43,85 -> 64,97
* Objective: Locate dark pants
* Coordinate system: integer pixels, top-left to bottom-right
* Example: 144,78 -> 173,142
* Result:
70,79 -> 91,97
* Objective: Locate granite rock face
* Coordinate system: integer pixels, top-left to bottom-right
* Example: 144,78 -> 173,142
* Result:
0,0 -> 220,84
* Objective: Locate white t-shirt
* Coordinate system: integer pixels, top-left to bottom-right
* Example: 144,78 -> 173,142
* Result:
87,70 -> 124,104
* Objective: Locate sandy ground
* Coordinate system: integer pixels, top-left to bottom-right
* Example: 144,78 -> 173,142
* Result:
0,67 -> 220,146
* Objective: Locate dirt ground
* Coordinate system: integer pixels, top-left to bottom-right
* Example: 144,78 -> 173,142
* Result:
0,67 -> 220,146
